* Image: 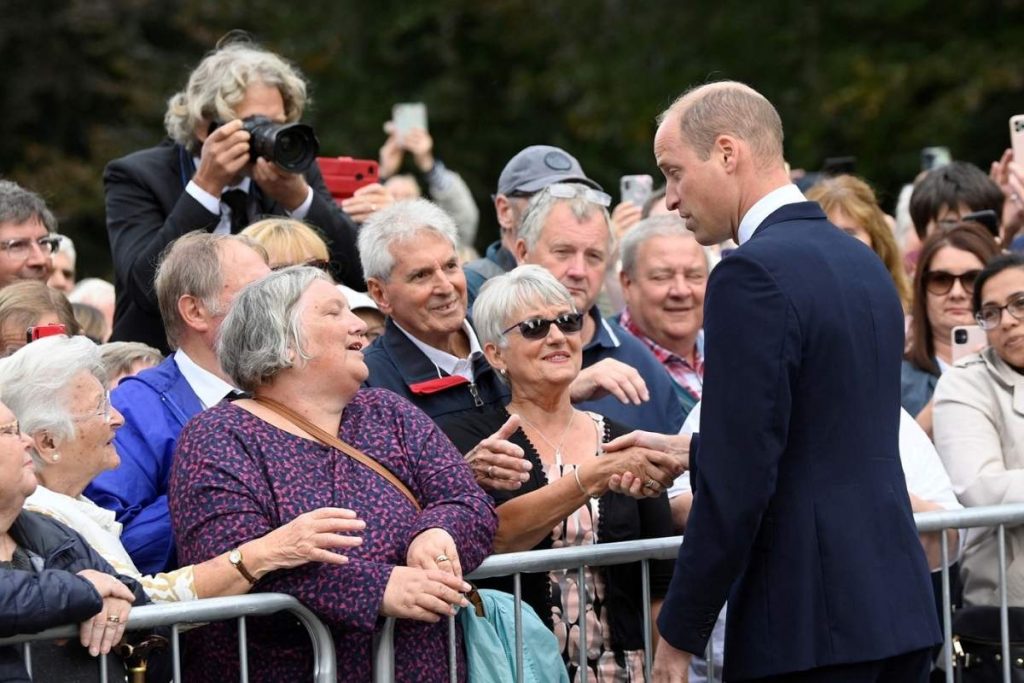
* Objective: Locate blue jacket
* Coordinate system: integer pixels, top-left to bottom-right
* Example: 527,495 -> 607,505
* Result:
658,202 -> 940,679
1,510 -> 147,682
901,358 -> 939,417
464,241 -> 516,308
85,356 -> 203,574
362,318 -> 510,422
576,308 -> 685,434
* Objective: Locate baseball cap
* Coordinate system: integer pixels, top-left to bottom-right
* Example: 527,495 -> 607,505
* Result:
337,284 -> 379,312
496,145 -> 603,196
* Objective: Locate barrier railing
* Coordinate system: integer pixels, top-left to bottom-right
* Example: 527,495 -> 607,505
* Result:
0,592 -> 337,683
374,502 -> 1024,683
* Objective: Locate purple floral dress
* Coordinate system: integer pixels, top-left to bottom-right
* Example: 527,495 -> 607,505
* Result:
169,388 -> 496,682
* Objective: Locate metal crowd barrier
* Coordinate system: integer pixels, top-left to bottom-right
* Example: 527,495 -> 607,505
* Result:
0,592 -> 336,683
373,502 -> 1024,683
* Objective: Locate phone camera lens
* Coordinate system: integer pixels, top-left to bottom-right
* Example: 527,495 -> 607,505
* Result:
954,329 -> 968,344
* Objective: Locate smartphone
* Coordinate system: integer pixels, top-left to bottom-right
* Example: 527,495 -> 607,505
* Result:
1010,115 -> 1024,163
620,174 -> 653,207
921,146 -> 952,172
951,325 -> 987,363
317,157 -> 380,203
392,103 -> 428,139
26,323 -> 67,344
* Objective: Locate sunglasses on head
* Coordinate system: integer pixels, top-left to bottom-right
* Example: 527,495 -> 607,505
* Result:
502,312 -> 584,340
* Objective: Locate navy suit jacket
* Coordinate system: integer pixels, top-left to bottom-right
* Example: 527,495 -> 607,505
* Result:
105,140 -> 364,353
657,202 -> 940,680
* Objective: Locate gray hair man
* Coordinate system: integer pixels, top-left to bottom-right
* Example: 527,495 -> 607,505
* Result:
514,183 -> 686,435
86,232 -> 270,575
463,145 -> 602,305
0,180 -> 59,290
105,36 -> 363,354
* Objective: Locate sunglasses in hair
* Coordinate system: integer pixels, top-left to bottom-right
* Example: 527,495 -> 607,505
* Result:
502,312 -> 584,340
924,269 -> 981,296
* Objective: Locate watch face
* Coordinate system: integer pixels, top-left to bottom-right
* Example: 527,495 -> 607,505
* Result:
229,549 -> 241,564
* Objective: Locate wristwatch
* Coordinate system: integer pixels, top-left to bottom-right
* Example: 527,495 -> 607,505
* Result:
228,548 -> 257,585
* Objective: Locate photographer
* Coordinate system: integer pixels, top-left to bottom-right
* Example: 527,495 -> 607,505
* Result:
105,35 -> 363,353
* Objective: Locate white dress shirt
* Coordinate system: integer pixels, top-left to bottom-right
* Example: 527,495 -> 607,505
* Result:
393,320 -> 483,382
174,349 -> 239,409
185,165 -> 314,235
736,184 -> 807,245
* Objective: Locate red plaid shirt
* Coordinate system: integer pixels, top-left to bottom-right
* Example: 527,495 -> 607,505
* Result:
619,308 -> 704,402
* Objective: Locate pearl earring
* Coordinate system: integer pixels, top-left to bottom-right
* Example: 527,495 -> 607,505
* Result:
51,452 -> 60,463
498,368 -> 507,377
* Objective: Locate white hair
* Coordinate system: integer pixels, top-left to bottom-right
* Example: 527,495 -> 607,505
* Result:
472,265 -> 577,356
358,199 -> 459,282
619,215 -> 712,278
53,234 -> 76,266
69,278 -> 114,307
0,335 -> 105,469
516,183 -> 614,254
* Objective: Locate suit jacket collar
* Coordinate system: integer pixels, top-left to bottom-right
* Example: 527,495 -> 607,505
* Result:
378,317 -> 492,393
748,201 -> 828,241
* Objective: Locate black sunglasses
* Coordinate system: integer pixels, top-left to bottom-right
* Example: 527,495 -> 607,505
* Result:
924,269 -> 981,296
502,312 -> 584,340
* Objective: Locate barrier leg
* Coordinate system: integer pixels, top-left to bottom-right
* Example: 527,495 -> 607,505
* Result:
642,559 -> 652,679
999,525 -> 1010,682
514,572 -> 524,683
238,616 -> 249,682
941,531 -> 953,683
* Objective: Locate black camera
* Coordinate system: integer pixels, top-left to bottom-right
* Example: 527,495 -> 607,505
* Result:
242,115 -> 320,173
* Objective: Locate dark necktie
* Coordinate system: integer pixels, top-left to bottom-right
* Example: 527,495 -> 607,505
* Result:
221,189 -> 250,234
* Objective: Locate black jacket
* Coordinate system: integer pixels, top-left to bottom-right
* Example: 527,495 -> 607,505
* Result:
105,140 -> 365,353
0,510 -> 148,682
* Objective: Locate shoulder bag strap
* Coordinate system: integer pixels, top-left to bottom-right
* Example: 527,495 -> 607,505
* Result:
250,396 -> 421,512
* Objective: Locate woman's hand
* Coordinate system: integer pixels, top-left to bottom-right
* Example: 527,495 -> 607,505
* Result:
380,566 -> 470,622
407,528 -> 462,580
76,570 -> 135,657
251,507 -> 366,574
340,183 -> 394,224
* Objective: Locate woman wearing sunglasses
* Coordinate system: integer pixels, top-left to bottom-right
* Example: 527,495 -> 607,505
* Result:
934,253 -> 1024,607
441,265 -> 675,681
902,222 -> 999,436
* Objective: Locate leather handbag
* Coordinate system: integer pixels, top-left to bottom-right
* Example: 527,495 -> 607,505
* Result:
251,396 -> 421,511
952,606 -> 1024,682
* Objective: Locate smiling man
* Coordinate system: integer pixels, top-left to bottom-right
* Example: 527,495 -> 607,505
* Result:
0,181 -> 59,290
617,215 -> 709,421
515,184 -> 685,434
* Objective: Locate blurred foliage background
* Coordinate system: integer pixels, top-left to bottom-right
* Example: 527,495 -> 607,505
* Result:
2,0 -> 1024,278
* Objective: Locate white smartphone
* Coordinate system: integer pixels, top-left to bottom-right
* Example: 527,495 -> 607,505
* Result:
1010,115 -> 1024,164
392,102 -> 428,139
951,325 -> 988,363
620,174 -> 653,207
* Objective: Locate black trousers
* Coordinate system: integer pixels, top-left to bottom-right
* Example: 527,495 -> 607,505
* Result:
740,647 -> 933,683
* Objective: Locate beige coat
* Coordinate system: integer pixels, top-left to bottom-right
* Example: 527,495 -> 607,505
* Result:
934,347 -> 1024,606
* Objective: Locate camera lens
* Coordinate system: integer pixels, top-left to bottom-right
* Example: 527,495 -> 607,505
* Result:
954,329 -> 968,344
242,116 -> 319,173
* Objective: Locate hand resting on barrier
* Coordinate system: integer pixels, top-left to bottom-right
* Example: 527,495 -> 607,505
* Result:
380,566 -> 471,623
407,527 -> 463,580
77,569 -> 136,657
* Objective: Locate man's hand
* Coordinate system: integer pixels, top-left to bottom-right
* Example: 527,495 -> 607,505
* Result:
604,431 -> 689,497
379,123 -> 405,178
193,119 -> 251,197
570,358 -> 649,405
612,201 -> 644,239
340,183 -> 394,224
652,639 -> 692,682
464,414 -> 531,491
402,128 -> 435,172
251,157 -> 310,211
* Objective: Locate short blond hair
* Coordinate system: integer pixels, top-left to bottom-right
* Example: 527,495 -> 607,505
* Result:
241,218 -> 329,268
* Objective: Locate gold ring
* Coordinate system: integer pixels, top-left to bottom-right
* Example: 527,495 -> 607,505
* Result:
436,553 -> 450,563
106,615 -> 121,624
487,465 -> 495,479
643,479 -> 658,490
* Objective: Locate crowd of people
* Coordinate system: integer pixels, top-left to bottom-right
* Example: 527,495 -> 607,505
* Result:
1,33 -> 1023,683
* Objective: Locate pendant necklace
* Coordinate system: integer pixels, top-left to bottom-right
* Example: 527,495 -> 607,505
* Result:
515,410 -> 576,462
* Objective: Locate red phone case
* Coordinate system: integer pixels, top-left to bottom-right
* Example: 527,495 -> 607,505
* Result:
317,157 -> 379,203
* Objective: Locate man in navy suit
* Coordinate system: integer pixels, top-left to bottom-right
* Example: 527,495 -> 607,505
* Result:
639,82 -> 941,681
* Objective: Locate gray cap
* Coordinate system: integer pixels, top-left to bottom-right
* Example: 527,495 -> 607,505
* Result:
496,145 -> 603,196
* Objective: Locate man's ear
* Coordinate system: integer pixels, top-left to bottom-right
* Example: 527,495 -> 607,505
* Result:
495,195 -> 515,231
514,239 -> 529,265
716,134 -> 739,173
619,268 -> 633,293
178,295 -> 212,334
366,278 -> 392,316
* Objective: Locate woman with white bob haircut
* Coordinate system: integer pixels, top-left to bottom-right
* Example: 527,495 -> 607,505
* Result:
0,334 -> 365,604
440,264 -> 677,681
168,265 -> 496,682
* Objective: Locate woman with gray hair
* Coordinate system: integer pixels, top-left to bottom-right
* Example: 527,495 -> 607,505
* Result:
169,265 -> 496,682
0,335 -> 364,605
440,264 -> 675,681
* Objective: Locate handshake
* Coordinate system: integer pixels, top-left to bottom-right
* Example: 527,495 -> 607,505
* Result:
466,415 -> 689,499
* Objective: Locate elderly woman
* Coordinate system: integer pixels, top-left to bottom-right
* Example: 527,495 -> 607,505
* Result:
440,265 -> 676,681
169,266 -> 495,682
806,174 -> 912,311
902,223 -> 999,434
0,335 -> 365,606
0,280 -> 80,357
0,395 -> 146,681
934,253 -> 1024,606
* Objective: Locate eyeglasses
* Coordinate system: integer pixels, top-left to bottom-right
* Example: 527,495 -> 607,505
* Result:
271,259 -> 331,272
72,391 -> 113,424
0,419 -> 20,437
502,312 -> 584,340
924,269 -> 981,296
545,183 -> 612,208
0,236 -> 60,260
976,294 -> 1024,330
